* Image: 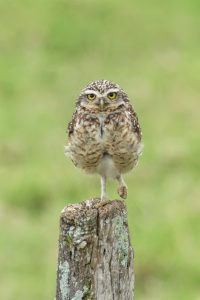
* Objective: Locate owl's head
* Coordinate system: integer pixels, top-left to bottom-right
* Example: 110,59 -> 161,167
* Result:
77,79 -> 129,112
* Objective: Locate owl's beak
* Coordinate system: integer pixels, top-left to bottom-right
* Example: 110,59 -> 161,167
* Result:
99,98 -> 105,110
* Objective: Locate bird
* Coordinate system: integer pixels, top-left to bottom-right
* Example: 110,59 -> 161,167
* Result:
65,79 -> 143,203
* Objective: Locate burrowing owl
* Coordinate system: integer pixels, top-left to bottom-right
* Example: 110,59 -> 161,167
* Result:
65,80 -> 143,202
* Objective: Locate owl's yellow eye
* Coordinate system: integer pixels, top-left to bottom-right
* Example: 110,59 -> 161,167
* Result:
107,92 -> 117,100
87,93 -> 96,101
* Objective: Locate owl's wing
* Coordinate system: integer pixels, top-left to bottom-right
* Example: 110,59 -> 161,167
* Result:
67,110 -> 78,137
128,103 -> 142,141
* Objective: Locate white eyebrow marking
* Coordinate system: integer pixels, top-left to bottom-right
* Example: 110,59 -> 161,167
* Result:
104,88 -> 119,96
84,90 -> 101,97
83,88 -> 119,97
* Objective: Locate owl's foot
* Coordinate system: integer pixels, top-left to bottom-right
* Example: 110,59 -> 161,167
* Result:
116,175 -> 128,199
95,198 -> 111,208
117,185 -> 128,199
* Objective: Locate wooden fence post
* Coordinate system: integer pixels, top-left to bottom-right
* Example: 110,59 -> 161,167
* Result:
55,198 -> 134,300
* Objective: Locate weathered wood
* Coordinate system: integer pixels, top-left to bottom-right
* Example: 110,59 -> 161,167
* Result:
56,198 -> 134,300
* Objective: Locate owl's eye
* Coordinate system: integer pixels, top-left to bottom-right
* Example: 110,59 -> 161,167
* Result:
107,92 -> 117,100
87,93 -> 96,101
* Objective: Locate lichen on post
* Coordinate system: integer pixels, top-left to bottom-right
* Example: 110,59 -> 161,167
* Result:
55,198 -> 134,300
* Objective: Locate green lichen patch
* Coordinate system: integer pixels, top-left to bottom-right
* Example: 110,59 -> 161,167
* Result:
65,234 -> 73,246
83,286 -> 93,300
113,214 -> 129,267
71,286 -> 89,300
59,261 -> 70,299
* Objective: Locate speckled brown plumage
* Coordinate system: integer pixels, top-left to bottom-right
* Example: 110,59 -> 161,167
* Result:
65,80 -> 143,201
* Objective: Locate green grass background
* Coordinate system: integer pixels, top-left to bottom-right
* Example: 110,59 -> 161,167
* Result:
0,0 -> 199,299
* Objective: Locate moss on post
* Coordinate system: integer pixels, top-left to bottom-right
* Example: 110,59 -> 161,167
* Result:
56,198 -> 134,300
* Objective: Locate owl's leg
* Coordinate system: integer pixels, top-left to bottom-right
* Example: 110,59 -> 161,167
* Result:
116,175 -> 128,199
95,176 -> 110,208
100,176 -> 107,201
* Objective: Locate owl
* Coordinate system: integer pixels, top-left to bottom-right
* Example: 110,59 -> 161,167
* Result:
65,80 -> 143,202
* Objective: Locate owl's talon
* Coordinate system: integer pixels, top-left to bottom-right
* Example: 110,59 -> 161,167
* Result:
118,185 -> 128,199
95,199 -> 111,208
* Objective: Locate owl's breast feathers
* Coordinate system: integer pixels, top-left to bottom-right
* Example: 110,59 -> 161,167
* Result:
66,105 -> 143,175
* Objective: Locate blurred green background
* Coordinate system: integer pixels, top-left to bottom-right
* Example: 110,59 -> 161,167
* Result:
0,0 -> 199,299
